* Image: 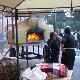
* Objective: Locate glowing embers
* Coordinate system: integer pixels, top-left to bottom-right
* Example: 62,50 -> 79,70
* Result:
27,32 -> 40,41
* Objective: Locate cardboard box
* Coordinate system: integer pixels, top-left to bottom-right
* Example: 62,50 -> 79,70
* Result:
46,70 -> 73,80
20,70 -> 73,80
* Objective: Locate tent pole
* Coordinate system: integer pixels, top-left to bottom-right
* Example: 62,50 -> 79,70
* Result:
6,17 -> 8,32
1,11 -> 4,51
54,10 -> 56,31
15,9 -> 19,78
71,0 -> 73,12
2,11 -> 3,34
11,14 -> 14,43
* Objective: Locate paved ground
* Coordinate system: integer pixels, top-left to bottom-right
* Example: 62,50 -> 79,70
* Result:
71,56 -> 80,80
71,50 -> 80,80
19,49 -> 80,80
0,47 -> 80,80
19,48 -> 80,80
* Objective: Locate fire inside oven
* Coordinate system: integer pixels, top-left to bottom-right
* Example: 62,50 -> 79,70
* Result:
28,32 -> 40,41
27,27 -> 44,43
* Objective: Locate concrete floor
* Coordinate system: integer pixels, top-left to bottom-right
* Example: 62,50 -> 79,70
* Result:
0,46 -> 80,80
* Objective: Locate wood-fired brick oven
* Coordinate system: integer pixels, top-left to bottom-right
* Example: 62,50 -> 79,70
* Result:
7,18 -> 53,66
7,18 -> 54,44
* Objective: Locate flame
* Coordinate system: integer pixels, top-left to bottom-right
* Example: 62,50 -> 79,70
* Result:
27,33 -> 40,41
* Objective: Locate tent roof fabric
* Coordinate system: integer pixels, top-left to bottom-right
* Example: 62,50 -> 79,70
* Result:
16,0 -> 80,10
17,0 -> 71,9
0,0 -> 24,12
0,0 -> 80,12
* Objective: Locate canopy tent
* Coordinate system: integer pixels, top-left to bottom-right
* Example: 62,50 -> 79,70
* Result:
16,0 -> 73,10
0,0 -> 80,68
0,0 -> 80,13
0,0 -> 24,12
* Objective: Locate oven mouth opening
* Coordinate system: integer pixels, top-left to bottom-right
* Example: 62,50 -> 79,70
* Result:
26,27 -> 44,43
27,32 -> 40,41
